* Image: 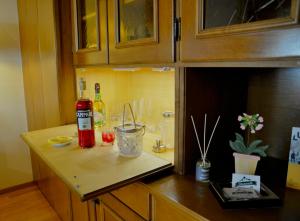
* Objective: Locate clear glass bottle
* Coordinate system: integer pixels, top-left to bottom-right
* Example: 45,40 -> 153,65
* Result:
93,83 -> 106,128
160,111 -> 175,148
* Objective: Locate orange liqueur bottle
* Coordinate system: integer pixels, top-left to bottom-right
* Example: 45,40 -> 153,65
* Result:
76,78 -> 95,148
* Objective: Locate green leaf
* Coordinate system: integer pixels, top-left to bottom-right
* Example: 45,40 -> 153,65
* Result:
230,140 -> 247,153
251,148 -> 267,157
258,145 -> 269,151
235,133 -> 244,142
245,140 -> 263,154
229,141 -> 240,152
249,140 -> 262,148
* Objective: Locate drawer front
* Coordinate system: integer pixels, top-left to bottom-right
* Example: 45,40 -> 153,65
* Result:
111,182 -> 150,220
152,195 -> 208,221
100,203 -> 123,221
99,193 -> 145,221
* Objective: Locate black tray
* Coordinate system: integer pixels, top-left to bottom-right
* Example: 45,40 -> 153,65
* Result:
209,181 -> 282,209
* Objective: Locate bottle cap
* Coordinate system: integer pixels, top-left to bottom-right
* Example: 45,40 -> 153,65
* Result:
95,83 -> 100,93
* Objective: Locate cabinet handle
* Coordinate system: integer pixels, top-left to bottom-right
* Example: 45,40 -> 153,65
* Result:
174,17 -> 181,42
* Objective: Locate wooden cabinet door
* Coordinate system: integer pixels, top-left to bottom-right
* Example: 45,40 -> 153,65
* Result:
99,204 -> 123,221
72,0 -> 108,65
180,0 -> 300,62
97,193 -> 145,221
37,156 -> 72,221
152,195 -> 207,221
71,191 -> 90,221
111,182 -> 150,220
108,0 -> 174,64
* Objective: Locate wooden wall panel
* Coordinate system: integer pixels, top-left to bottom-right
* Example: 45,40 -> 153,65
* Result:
56,0 -> 77,124
18,0 -> 61,130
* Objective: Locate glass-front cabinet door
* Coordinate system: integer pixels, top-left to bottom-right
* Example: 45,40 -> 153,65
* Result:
180,0 -> 300,63
198,0 -> 298,36
117,0 -> 157,45
76,0 -> 98,50
72,0 -> 108,65
108,0 -> 174,64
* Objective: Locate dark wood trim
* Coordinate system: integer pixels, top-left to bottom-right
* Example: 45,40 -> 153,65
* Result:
176,59 -> 300,68
0,181 -> 36,195
174,67 -> 186,175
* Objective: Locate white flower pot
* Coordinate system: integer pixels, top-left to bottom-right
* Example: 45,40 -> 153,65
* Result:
233,153 -> 260,175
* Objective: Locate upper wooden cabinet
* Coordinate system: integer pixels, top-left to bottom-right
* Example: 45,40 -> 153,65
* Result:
180,0 -> 300,62
108,0 -> 174,64
72,0 -> 174,65
72,0 -> 108,65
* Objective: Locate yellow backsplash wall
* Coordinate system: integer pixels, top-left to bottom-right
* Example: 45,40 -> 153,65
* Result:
76,67 -> 175,133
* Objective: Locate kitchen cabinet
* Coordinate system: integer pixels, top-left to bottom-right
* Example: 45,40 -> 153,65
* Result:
152,194 -> 205,221
99,204 -> 123,221
36,154 -> 72,221
107,0 -> 174,64
180,0 -> 300,62
72,0 -> 174,65
72,0 -> 108,65
71,192 -> 90,221
111,183 -> 150,220
97,193 -> 145,221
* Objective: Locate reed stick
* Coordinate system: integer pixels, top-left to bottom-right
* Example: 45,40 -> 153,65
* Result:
191,114 -> 221,162
203,114 -> 207,159
204,115 -> 220,160
190,115 -> 205,161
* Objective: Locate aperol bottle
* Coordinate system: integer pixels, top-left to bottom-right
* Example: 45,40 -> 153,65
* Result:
76,78 -> 95,148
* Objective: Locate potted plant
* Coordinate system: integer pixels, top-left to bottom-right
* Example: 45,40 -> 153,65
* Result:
229,113 -> 269,175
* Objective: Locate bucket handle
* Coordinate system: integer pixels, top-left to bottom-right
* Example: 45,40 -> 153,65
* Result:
122,103 -> 136,129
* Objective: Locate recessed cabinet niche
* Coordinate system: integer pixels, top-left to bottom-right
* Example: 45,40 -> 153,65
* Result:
182,67 -> 300,194
72,0 -> 108,65
180,0 -> 300,62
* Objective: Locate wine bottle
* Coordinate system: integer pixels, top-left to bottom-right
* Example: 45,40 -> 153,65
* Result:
93,83 -> 106,128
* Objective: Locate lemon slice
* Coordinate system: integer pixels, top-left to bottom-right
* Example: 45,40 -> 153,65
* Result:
48,136 -> 73,147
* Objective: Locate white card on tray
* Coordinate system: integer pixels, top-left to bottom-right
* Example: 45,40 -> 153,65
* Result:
232,173 -> 260,192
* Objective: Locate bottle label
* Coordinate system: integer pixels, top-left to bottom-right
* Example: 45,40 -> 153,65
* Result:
77,110 -> 93,130
94,111 -> 105,127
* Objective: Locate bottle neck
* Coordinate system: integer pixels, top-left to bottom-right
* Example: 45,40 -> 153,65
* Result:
95,88 -> 102,101
79,89 -> 88,100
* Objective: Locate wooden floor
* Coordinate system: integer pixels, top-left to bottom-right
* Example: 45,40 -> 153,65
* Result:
0,184 -> 61,221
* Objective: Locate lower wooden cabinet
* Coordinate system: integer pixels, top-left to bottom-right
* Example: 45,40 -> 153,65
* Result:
71,192 -> 89,221
152,194 -> 207,221
97,193 -> 145,221
99,203 -> 124,221
111,183 -> 150,220
34,153 -> 205,221
37,157 -> 72,221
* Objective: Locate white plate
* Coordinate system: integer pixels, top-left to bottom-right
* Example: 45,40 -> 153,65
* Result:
48,136 -> 73,147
